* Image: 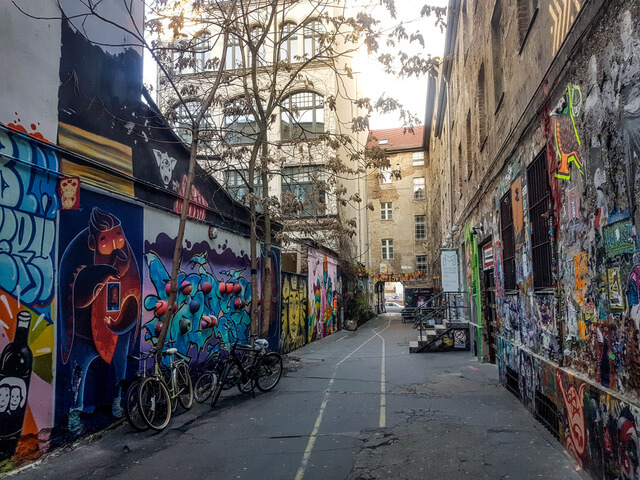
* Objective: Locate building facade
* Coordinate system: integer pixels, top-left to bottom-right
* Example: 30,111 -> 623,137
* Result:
154,0 -> 369,276
426,0 -> 640,477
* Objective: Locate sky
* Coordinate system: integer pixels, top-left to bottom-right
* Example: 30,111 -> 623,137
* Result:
354,0 -> 447,130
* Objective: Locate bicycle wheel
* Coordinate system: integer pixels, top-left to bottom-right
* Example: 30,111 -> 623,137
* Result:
223,364 -> 240,390
124,380 -> 147,432
255,353 -> 283,392
138,376 -> 171,431
194,371 -> 216,403
211,363 -> 230,409
237,372 -> 254,394
176,362 -> 194,410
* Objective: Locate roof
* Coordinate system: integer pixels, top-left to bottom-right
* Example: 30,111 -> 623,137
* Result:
367,126 -> 425,151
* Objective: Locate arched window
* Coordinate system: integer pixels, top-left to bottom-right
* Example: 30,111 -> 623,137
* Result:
250,25 -> 267,66
225,33 -> 242,69
173,101 -> 210,144
303,19 -> 323,57
280,22 -> 298,62
224,97 -> 260,145
281,91 -> 324,140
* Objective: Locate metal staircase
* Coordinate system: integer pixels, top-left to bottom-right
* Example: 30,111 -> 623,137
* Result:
407,291 -> 471,353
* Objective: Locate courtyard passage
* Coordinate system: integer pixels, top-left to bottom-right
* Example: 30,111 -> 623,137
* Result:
10,314 -> 586,480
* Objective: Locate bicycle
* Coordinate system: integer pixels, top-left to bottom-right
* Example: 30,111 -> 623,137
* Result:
194,334 -> 253,403
124,349 -> 157,432
210,335 -> 283,409
137,342 -> 194,431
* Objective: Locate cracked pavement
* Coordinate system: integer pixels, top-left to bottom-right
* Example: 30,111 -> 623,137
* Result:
7,314 -> 588,480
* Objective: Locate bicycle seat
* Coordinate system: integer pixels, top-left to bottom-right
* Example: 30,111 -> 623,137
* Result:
163,348 -> 179,356
235,343 -> 253,351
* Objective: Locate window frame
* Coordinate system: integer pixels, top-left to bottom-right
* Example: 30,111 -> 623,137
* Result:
415,215 -> 427,241
413,177 -> 426,200
281,165 -> 326,217
416,255 -> 428,271
527,150 -> 554,289
225,34 -> 243,70
381,239 -> 394,260
280,91 -> 325,141
380,202 -> 393,220
500,190 -> 516,291
412,151 -> 425,166
280,22 -> 299,62
303,19 -> 323,57
224,97 -> 261,145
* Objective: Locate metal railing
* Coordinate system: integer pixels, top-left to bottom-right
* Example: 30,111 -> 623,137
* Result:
407,291 -> 470,338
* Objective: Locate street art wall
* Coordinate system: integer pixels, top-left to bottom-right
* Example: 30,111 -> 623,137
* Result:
0,128 -> 59,462
142,208 -> 253,366
281,273 -> 308,354
487,4 -> 640,479
55,189 -> 142,443
307,250 -> 338,342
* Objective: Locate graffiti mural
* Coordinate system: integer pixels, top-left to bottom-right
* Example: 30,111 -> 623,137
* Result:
56,191 -> 142,439
142,209 -> 252,364
551,84 -> 584,180
281,273 -> 308,354
307,250 -> 338,342
0,130 -> 59,462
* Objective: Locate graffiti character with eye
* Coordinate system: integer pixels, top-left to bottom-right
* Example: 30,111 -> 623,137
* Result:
58,207 -> 141,415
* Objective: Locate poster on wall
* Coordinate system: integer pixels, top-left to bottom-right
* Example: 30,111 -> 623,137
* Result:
441,249 -> 460,292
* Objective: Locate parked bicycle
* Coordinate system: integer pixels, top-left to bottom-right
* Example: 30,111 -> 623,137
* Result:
202,330 -> 282,409
125,341 -> 193,431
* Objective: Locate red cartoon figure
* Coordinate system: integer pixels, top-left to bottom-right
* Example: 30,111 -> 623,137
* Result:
556,370 -> 587,465
58,207 -> 141,417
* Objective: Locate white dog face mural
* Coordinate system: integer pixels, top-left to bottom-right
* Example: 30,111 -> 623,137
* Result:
153,149 -> 177,187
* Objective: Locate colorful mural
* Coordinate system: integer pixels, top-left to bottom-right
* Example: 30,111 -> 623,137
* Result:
142,209 -> 252,364
307,250 -> 338,342
281,273 -> 308,354
56,191 -> 142,440
0,129 -> 59,462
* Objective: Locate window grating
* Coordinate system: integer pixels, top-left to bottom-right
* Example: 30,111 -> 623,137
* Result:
500,192 -> 516,290
527,151 -> 553,289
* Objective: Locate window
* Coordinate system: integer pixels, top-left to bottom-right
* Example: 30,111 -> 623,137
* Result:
478,64 -> 487,141
416,255 -> 428,271
379,167 -> 392,185
173,101 -> 208,144
517,0 -> 538,48
415,215 -> 426,240
412,151 -> 425,166
280,22 -> 298,62
380,202 -> 392,220
224,97 -> 260,144
250,25 -> 267,66
281,92 -> 324,140
303,20 -> 323,57
381,239 -> 394,260
500,190 -> 516,290
194,35 -> 212,71
281,166 -> 326,216
226,169 -> 263,203
491,0 -> 504,110
413,177 -> 425,200
225,34 -> 242,69
527,151 -> 553,288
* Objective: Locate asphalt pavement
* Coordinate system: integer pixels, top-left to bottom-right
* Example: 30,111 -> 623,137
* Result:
6,313 -> 588,480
